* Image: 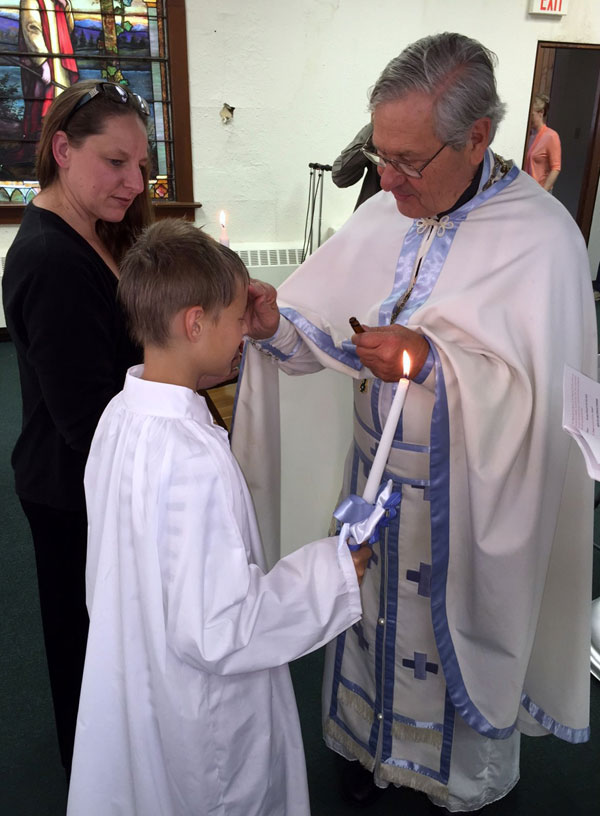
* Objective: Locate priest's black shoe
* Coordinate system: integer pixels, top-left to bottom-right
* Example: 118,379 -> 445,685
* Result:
340,759 -> 385,807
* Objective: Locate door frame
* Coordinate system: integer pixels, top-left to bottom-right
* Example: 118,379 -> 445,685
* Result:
525,40 -> 600,243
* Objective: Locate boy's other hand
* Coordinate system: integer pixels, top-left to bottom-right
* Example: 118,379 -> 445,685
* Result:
351,545 -> 372,585
245,279 -> 281,339
196,345 -> 242,390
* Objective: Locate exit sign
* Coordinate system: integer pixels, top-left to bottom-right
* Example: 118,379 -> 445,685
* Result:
528,0 -> 568,14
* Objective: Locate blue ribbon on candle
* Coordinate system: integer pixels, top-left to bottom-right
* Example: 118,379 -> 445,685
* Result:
334,493 -> 374,525
334,483 -> 401,550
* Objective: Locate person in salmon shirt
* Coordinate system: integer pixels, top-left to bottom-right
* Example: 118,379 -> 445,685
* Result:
525,93 -> 561,192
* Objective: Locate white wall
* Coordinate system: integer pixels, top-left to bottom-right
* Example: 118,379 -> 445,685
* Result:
1,1 -> 599,280
185,0 -> 600,245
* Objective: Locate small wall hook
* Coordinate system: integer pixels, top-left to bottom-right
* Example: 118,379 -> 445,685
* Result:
220,103 -> 235,124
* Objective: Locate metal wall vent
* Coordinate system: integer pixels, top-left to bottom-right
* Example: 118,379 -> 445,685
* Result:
236,247 -> 303,268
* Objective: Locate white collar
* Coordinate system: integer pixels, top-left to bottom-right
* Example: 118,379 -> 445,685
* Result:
122,365 -> 214,426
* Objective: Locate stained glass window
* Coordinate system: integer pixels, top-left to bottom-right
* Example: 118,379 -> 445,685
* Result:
0,0 -> 180,208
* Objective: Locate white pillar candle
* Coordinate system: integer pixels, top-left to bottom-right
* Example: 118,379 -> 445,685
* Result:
219,210 -> 230,247
362,351 -> 411,504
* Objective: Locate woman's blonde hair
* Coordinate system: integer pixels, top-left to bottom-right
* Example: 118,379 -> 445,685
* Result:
532,93 -> 550,119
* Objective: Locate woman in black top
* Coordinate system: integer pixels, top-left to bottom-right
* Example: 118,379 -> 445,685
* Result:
2,79 -> 153,777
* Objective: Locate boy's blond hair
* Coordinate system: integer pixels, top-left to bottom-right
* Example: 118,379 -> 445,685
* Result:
118,219 -> 249,347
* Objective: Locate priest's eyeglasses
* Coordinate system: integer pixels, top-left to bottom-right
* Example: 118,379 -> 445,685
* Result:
361,141 -> 448,179
67,82 -> 150,124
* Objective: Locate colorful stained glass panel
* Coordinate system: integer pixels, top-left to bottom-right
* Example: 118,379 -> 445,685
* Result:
0,0 -> 173,202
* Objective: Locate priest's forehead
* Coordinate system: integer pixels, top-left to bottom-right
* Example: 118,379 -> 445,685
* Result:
372,93 -> 440,159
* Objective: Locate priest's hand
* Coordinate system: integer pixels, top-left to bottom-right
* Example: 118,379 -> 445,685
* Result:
351,324 -> 429,382
351,544 -> 373,585
244,279 -> 281,340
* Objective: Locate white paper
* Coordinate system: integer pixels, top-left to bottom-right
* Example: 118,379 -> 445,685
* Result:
562,364 -> 600,480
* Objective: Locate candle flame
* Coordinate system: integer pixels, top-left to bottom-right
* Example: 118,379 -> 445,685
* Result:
219,210 -> 227,229
403,350 -> 411,378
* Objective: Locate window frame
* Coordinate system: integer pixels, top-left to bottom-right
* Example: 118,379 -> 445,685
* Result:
0,0 -> 199,224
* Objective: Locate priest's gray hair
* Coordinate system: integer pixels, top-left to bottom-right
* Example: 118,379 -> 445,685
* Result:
369,32 -> 506,147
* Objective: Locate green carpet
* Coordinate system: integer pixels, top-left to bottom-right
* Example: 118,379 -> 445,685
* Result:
1,338 -> 599,815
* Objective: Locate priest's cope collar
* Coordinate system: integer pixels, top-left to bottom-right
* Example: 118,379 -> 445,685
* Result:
436,160 -> 484,219
123,365 -> 214,425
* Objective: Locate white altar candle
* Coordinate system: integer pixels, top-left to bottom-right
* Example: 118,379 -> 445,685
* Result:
219,210 -> 230,247
362,351 -> 411,504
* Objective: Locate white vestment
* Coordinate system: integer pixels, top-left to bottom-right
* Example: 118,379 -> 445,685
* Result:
232,151 -> 596,811
67,366 -> 364,816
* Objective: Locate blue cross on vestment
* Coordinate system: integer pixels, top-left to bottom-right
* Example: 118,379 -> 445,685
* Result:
352,621 -> 369,651
412,484 -> 431,501
406,562 -> 432,597
402,651 -> 438,680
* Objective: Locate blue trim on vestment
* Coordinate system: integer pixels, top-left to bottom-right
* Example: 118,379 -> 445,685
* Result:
393,713 -> 443,732
380,691 -> 455,785
280,307 -> 362,369
370,508 -> 387,755
382,154 -> 519,332
328,448 -> 374,745
337,672 -> 446,732
340,676 -> 376,709
439,691 -> 456,784
258,339 -> 295,362
380,756 -> 447,783
414,347 -> 434,383
332,716 -> 375,756
229,339 -> 249,438
381,507 -> 400,760
371,378 -> 382,435
328,630 -> 347,720
428,344 -> 516,739
520,694 -> 590,744
350,442 -> 363,494
354,405 -> 430,454
353,439 -> 429,488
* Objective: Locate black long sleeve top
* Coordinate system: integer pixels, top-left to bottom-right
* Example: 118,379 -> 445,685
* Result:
2,202 -> 141,511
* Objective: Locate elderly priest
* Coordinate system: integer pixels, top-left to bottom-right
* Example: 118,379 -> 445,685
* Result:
235,32 -> 596,813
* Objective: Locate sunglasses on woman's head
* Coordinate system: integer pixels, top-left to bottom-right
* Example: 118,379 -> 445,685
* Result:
66,82 -> 150,125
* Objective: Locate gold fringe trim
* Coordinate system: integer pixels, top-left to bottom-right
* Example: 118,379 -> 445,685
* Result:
324,718 -> 376,771
337,684 -> 375,723
379,763 -> 449,801
392,719 -> 443,749
325,717 -> 449,802
338,684 -> 443,748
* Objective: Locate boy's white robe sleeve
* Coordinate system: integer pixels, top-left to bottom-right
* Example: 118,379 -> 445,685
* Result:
163,445 -> 362,676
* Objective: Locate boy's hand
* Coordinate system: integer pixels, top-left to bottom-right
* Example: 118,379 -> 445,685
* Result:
245,279 -> 281,339
196,345 -> 242,390
350,544 -> 372,585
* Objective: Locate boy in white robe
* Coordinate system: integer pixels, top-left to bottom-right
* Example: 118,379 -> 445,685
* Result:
66,220 -> 378,816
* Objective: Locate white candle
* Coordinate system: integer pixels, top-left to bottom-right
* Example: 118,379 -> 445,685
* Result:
362,351 -> 411,504
219,210 -> 230,247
